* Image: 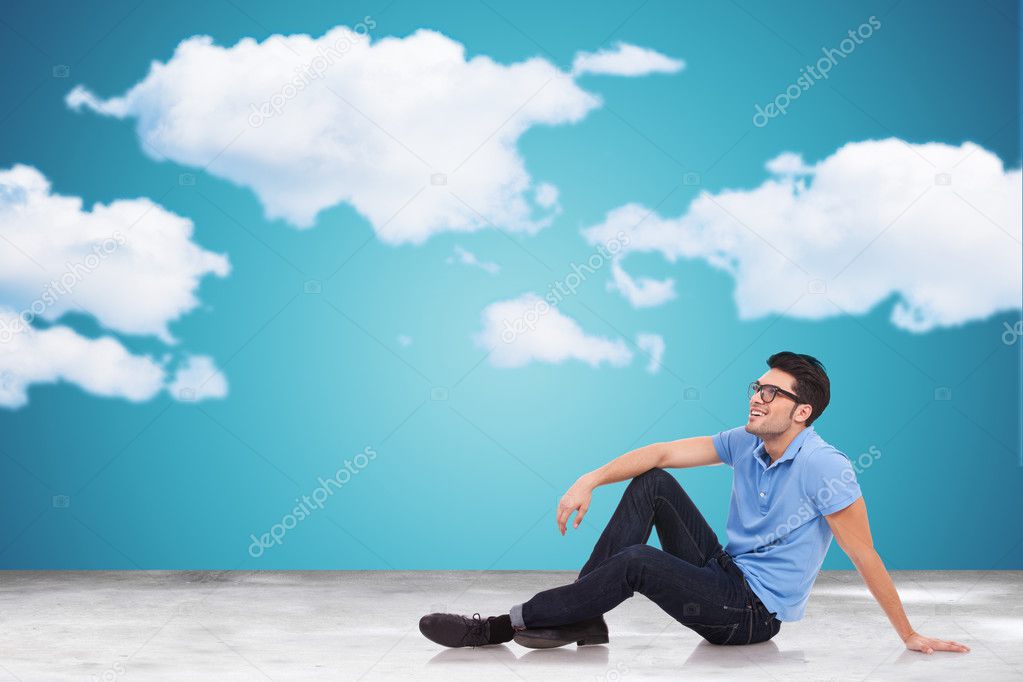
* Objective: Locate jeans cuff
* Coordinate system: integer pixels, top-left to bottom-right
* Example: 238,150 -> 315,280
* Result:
509,603 -> 526,630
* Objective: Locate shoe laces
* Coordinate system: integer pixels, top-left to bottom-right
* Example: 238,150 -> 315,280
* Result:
463,612 -> 488,647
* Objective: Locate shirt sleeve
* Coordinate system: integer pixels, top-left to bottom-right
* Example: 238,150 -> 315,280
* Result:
802,447 -> 862,516
711,426 -> 759,468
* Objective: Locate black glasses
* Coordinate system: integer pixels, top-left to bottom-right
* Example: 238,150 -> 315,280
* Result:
748,381 -> 801,404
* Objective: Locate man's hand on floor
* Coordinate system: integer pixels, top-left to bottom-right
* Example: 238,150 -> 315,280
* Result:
557,477 -> 594,535
902,631 -> 970,654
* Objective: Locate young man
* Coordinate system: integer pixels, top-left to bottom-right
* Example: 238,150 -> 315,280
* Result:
419,352 -> 970,654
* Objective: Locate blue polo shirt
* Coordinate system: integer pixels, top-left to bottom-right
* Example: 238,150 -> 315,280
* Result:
712,425 -> 861,622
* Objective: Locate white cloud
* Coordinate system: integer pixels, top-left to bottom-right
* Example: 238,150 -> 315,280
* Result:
635,333 -> 665,374
607,259 -> 676,307
534,182 -> 560,210
0,307 -> 165,408
475,293 -> 632,368
446,245 -> 500,275
66,27 -> 620,245
584,139 -> 1022,332
168,355 -> 227,402
572,42 -> 684,77
765,152 -> 813,176
0,164 -> 230,342
0,165 -> 230,408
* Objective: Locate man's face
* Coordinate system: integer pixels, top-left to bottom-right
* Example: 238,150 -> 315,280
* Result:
746,368 -> 806,437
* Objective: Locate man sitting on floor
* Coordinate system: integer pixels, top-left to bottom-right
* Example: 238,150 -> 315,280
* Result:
419,351 -> 970,654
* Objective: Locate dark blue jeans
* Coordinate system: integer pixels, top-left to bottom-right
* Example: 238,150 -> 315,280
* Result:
512,468 -> 782,645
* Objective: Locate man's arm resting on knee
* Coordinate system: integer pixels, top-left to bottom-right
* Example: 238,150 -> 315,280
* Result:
584,436 -> 721,486
556,437 -> 720,534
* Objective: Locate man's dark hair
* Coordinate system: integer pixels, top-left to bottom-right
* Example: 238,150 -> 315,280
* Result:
767,351 -> 830,427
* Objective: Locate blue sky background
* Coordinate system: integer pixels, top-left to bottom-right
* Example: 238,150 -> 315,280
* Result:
0,0 -> 1020,570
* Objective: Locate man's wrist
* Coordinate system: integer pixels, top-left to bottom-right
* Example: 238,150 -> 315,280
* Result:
899,629 -> 916,642
578,471 -> 600,490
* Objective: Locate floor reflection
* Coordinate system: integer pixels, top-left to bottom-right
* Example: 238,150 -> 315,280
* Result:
682,638 -> 809,670
428,643 -> 612,667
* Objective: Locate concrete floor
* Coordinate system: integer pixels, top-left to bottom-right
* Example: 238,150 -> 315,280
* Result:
0,571 -> 1019,681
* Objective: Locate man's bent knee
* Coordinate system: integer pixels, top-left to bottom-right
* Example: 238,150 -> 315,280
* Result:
630,467 -> 672,489
618,544 -> 660,589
